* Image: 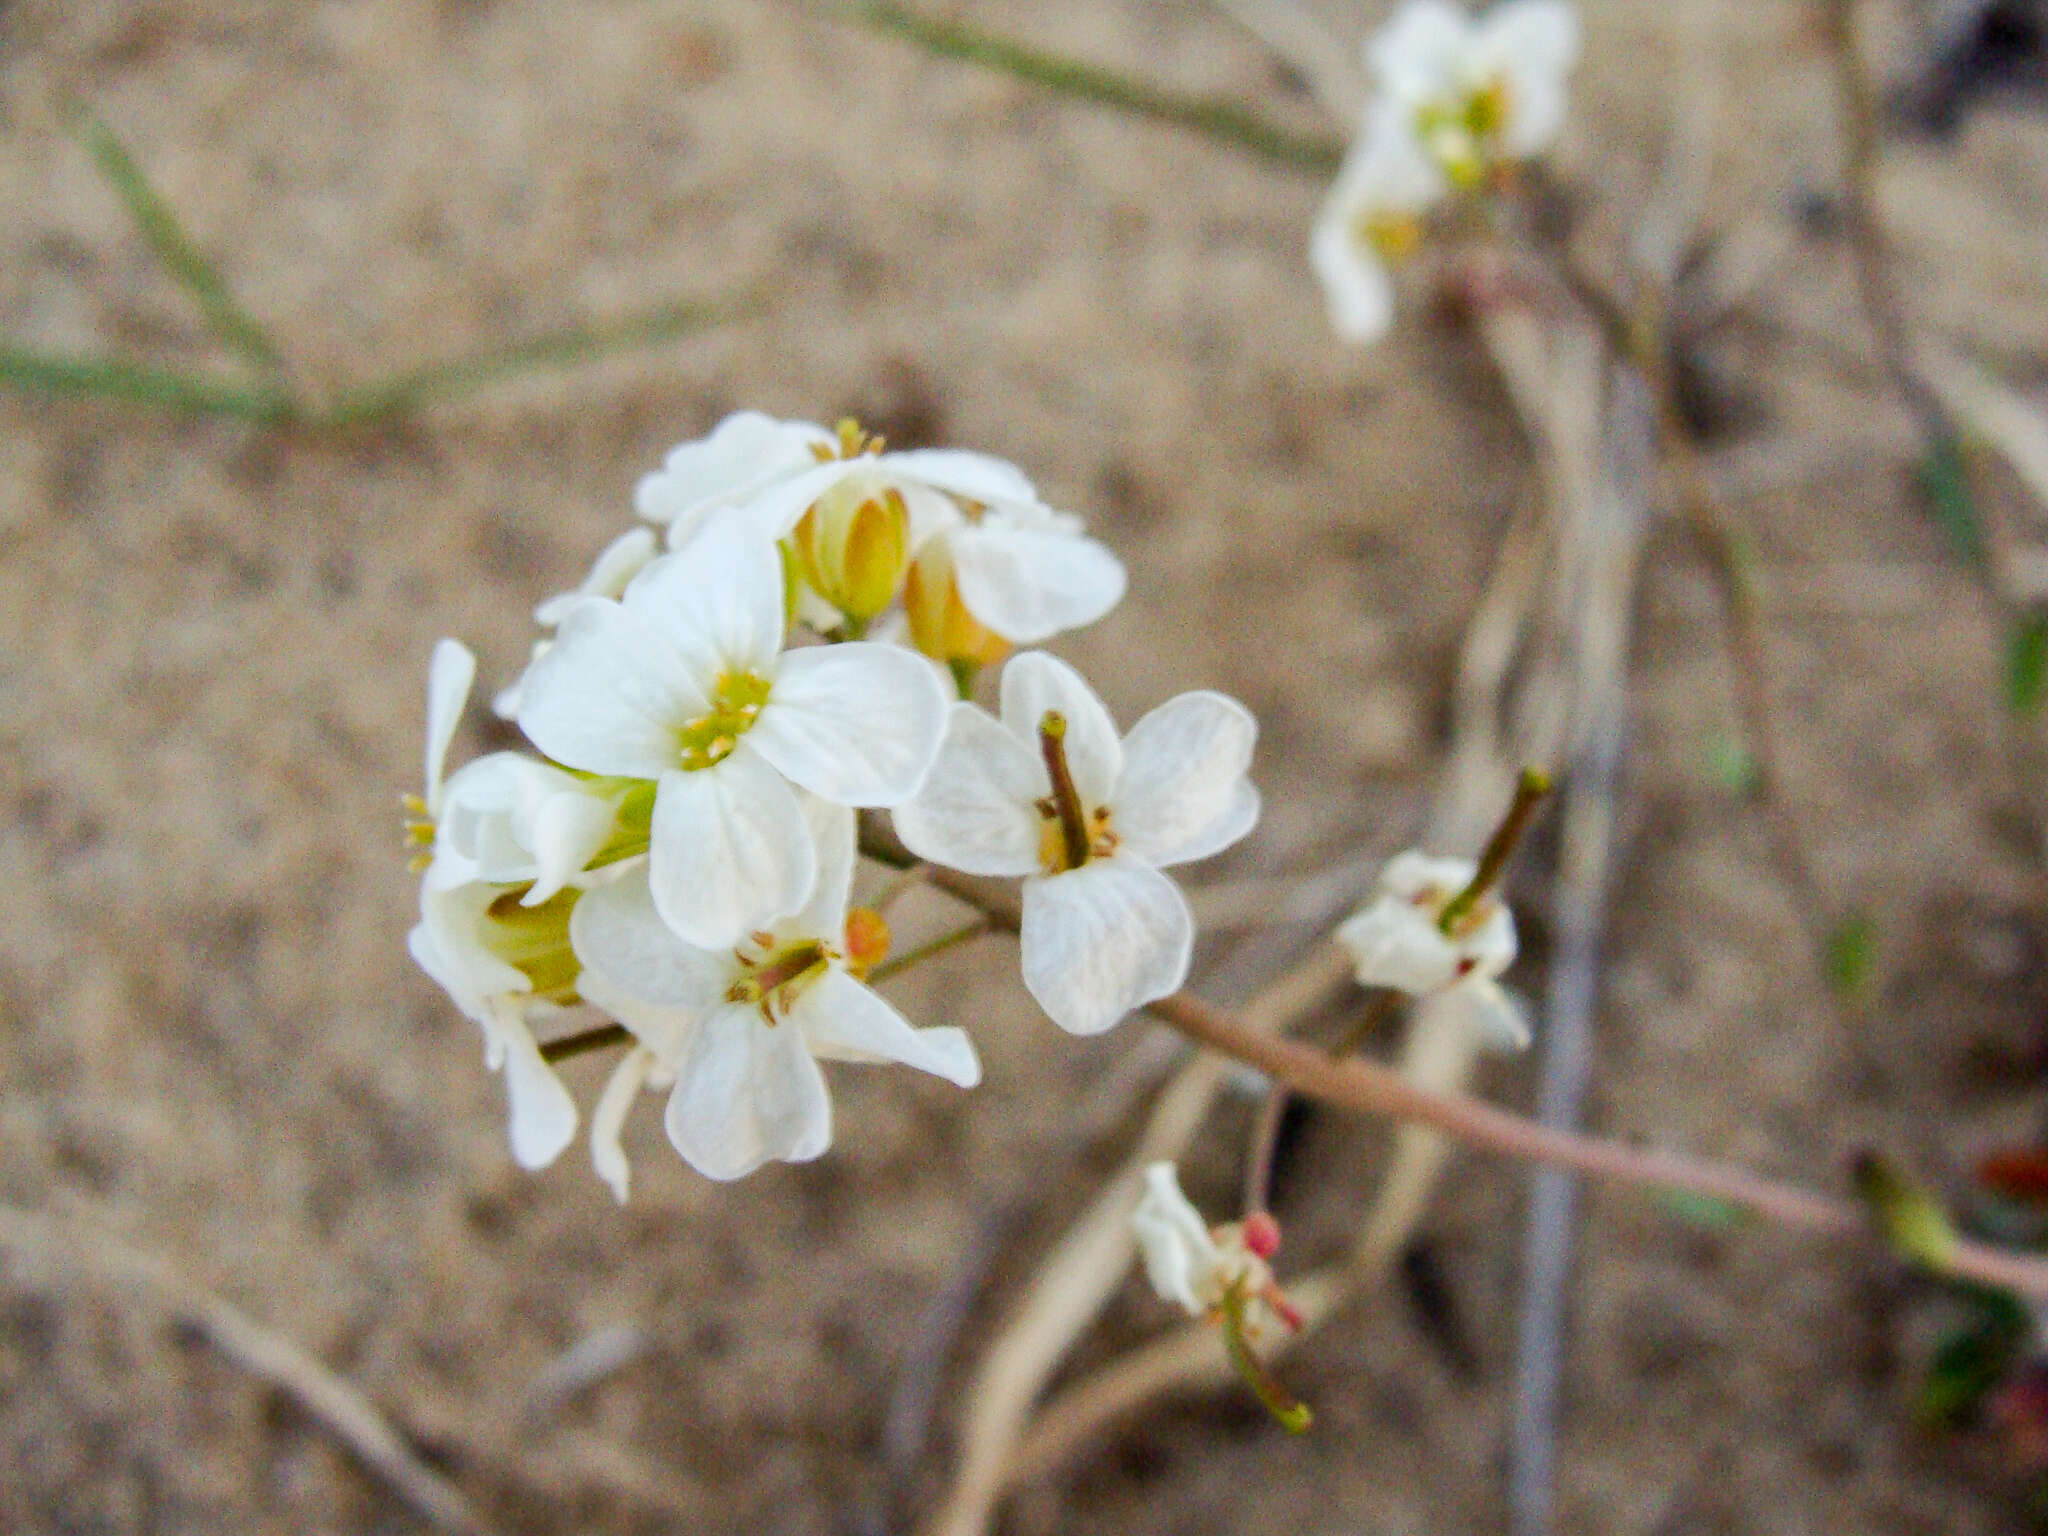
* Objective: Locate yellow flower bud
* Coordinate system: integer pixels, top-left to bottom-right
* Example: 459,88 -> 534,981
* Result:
790,475 -> 911,626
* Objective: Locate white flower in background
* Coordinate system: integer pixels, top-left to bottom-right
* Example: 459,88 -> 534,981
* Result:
493,528 -> 660,718
516,521 -> 949,950
1132,1162 -> 1298,1343
1367,0 -> 1579,185
1335,849 -> 1528,1049
570,798 -> 980,1188
1310,99 -> 1448,344
894,652 -> 1258,1035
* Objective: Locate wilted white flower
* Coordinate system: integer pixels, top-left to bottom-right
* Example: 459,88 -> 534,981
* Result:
1132,1162 -> 1297,1343
1368,0 -> 1579,184
405,640 -> 579,1170
893,652 -> 1258,1035
1335,849 -> 1528,1049
570,798 -> 980,1188
515,521 -> 948,950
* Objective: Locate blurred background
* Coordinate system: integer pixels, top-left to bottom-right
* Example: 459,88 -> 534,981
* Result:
5,1 -> 2048,1531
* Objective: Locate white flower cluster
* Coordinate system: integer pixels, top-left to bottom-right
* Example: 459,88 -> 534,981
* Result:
1312,0 -> 1580,343
408,413 -> 1259,1189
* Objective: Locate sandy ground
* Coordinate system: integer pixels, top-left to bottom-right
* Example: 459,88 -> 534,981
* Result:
4,1 -> 2048,1532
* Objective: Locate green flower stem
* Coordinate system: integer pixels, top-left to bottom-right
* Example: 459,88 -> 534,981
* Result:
1436,764 -> 1550,934
73,109 -> 293,381
844,1 -> 1345,177
866,917 -> 989,985
0,346 -> 297,423
1219,1286 -> 1312,1433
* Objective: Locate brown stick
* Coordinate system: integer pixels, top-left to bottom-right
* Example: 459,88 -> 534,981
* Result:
913,866 -> 2048,1300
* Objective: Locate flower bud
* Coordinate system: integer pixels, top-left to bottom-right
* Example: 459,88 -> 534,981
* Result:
903,536 -> 1009,671
789,475 -> 911,626
482,884 -> 582,1002
843,906 -> 891,978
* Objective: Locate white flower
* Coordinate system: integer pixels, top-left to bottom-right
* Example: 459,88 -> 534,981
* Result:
570,798 -> 981,1188
1367,0 -> 1579,181
408,881 -> 582,1171
1132,1163 -> 1295,1342
637,411 -> 1125,655
515,521 -> 949,950
428,753 -> 621,906
1310,99 -> 1447,344
1335,849 -> 1528,1049
893,652 -> 1259,1035
493,528 -> 660,718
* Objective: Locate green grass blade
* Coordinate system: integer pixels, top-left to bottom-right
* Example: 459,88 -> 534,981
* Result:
72,111 -> 292,379
846,1 -> 1345,177
314,296 -> 740,428
0,344 -> 297,423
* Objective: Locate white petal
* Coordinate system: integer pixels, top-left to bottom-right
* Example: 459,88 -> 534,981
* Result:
1379,850 -> 1479,902
575,963 -> 703,1066
891,702 -> 1045,877
898,482 -> 966,548
1367,0 -> 1470,100
1020,857 -> 1193,1036
750,642 -> 949,807
525,790 -> 619,905
590,1044 -> 656,1203
634,411 -> 832,543
791,968 -> 982,1087
949,514 -> 1128,644
1132,1162 -> 1218,1315
517,595 -> 709,778
998,652 -> 1123,809
726,459 -> 863,543
1311,199 -> 1395,344
424,638 -> 476,813
623,526 -> 786,680
880,447 -> 1038,506
788,797 -> 859,940
569,866 -> 735,1014
410,882 -> 529,1025
1335,895 -> 1463,993
535,527 -> 659,626
663,1004 -> 832,1181
492,1003 -> 579,1170
1113,691 -> 1259,868
648,750 -> 817,949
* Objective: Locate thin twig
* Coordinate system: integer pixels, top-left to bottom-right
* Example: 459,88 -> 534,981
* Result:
0,1204 -> 496,1536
